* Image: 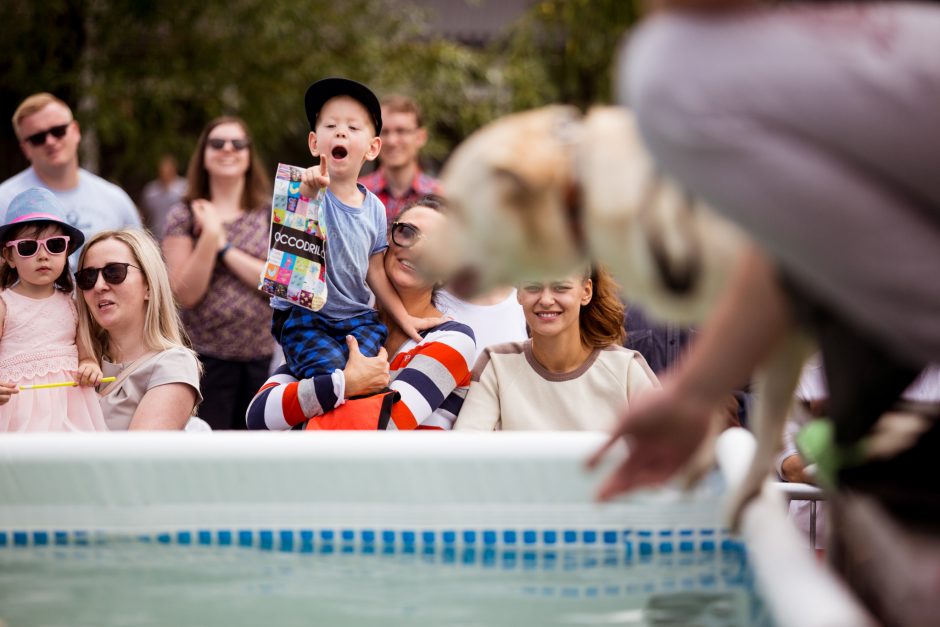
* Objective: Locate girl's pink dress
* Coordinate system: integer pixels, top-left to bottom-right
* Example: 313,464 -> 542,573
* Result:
0,289 -> 107,431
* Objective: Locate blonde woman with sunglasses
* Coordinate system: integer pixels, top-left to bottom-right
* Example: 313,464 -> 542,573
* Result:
0,188 -> 106,431
76,229 -> 202,430
162,116 -> 274,430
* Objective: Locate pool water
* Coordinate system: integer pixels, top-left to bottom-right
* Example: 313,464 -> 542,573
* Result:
0,541 -> 773,627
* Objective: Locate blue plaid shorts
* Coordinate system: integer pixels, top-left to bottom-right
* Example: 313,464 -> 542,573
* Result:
275,306 -> 388,380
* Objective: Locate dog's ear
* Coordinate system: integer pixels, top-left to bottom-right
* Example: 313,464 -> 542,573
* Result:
487,105 -> 580,194
490,167 -> 535,207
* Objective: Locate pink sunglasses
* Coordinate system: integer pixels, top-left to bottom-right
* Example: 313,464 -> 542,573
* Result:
5,235 -> 71,258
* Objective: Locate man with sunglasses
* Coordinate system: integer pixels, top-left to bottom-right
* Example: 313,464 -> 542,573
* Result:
0,93 -> 141,265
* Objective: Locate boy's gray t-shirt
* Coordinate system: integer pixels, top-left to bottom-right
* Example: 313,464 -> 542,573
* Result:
319,184 -> 387,320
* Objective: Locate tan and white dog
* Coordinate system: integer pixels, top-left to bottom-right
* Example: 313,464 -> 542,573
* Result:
437,105 -> 812,526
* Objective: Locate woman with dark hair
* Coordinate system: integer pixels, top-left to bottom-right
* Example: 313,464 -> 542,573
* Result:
162,116 -> 273,430
454,264 -> 659,431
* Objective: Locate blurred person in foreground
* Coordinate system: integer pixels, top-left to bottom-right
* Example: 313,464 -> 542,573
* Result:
589,2 -> 940,625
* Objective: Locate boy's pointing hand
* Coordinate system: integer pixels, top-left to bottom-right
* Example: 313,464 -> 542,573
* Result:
300,155 -> 330,197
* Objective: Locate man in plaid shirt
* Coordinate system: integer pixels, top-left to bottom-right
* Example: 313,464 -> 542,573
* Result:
359,94 -> 441,225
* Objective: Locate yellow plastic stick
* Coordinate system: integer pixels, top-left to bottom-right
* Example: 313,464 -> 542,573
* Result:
19,376 -> 116,390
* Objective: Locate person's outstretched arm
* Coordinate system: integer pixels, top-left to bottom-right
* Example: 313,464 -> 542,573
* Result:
588,245 -> 795,497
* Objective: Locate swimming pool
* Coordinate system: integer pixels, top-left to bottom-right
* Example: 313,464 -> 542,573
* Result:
0,431 -> 861,626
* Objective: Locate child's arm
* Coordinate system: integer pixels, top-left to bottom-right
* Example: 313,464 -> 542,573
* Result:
0,297 -> 16,405
75,331 -> 103,387
367,253 -> 446,343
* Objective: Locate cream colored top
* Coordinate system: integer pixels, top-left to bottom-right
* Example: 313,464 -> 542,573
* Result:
99,347 -> 202,431
454,340 -> 660,431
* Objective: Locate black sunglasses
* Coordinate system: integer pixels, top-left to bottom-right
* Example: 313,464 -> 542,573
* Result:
207,137 -> 251,151
75,262 -> 140,291
24,123 -> 71,147
390,221 -> 425,248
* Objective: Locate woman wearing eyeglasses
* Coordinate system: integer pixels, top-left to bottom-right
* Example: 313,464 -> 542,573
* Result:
162,117 -> 273,430
75,229 -> 203,430
0,188 -> 107,431
246,196 -> 477,431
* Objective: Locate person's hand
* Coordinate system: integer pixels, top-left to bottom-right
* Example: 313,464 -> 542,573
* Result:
300,155 -> 330,198
586,381 -> 716,500
76,360 -> 103,387
403,315 -> 448,343
191,199 -> 225,248
342,335 -> 390,397
780,454 -> 815,485
0,381 -> 18,405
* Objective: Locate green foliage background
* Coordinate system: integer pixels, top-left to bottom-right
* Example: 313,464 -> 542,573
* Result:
0,0 -> 640,200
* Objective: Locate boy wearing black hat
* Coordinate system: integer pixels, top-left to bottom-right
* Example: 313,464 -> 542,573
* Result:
275,78 -> 441,382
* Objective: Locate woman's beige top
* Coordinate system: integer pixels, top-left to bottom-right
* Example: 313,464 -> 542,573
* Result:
454,340 -> 660,431
99,347 -> 203,431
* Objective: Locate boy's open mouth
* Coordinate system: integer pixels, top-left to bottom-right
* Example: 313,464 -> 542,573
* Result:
332,146 -> 348,159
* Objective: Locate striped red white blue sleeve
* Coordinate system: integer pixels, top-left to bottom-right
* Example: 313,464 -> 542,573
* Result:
386,321 -> 476,430
245,364 -> 343,430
